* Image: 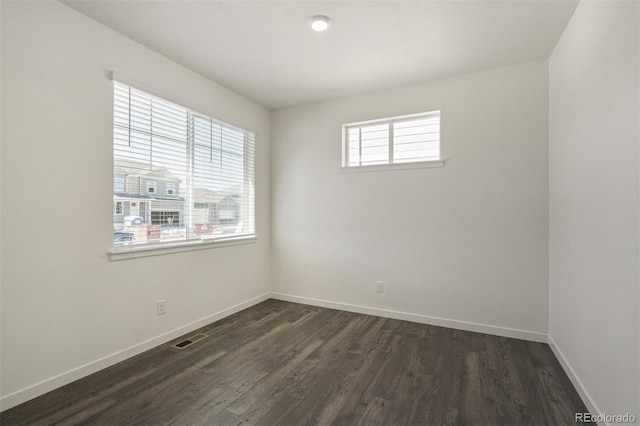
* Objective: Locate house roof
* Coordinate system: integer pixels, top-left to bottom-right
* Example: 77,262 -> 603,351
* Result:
144,167 -> 180,181
114,159 -> 181,182
114,193 -> 185,202
194,188 -> 240,205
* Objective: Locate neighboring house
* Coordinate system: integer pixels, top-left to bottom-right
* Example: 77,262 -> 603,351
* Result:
114,159 -> 242,229
193,188 -> 241,226
113,159 -> 184,227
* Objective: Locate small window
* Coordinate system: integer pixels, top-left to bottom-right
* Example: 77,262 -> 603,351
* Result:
114,176 -> 126,192
147,180 -> 157,194
166,182 -> 176,195
343,111 -> 440,167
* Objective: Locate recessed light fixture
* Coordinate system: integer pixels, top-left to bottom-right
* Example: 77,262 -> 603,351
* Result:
308,15 -> 332,32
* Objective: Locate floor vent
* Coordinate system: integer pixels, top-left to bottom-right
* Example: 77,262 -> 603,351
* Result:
172,333 -> 208,349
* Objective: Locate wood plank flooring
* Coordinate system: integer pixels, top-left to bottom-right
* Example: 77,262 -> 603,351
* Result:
1,299 -> 593,425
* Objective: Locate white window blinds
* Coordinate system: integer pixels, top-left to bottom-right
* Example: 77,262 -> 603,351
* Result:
344,111 -> 440,167
113,81 -> 255,249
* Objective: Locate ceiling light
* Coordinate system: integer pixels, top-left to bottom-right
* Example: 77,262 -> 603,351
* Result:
308,15 -> 331,32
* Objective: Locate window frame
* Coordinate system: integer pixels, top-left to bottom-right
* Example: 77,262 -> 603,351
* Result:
342,111 -> 443,169
110,77 -> 257,260
114,176 -> 126,192
146,180 -> 157,194
114,201 -> 123,215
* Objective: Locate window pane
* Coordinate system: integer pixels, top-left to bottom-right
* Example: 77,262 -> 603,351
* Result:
347,129 -> 361,166
350,123 -> 389,165
393,116 -> 440,163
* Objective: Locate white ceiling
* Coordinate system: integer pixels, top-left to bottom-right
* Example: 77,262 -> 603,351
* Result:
62,0 -> 578,110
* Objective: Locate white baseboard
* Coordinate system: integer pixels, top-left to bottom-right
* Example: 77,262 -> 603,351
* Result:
547,334 -> 604,425
270,292 -> 548,343
0,293 -> 270,412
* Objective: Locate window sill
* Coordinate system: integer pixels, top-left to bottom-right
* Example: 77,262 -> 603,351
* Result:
109,235 -> 257,261
340,159 -> 445,173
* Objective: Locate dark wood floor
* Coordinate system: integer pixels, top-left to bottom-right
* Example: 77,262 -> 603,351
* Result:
2,299 -> 592,425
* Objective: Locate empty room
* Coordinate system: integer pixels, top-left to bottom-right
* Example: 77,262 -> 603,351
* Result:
1,0 -> 638,424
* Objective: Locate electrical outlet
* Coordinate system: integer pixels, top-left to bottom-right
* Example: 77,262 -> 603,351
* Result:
157,299 -> 166,315
375,281 -> 384,293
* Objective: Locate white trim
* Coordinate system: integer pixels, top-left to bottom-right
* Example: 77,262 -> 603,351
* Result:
0,293 -> 270,412
547,334 -> 606,426
270,292 -> 547,343
110,236 -> 257,261
345,110 -> 440,128
340,159 -> 445,173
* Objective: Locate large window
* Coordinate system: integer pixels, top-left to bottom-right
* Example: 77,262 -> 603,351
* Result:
113,81 -> 255,250
343,111 -> 440,167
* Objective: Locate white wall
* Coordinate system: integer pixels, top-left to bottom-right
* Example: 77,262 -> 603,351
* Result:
271,61 -> 549,339
0,1 -> 270,409
549,0 -> 639,418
